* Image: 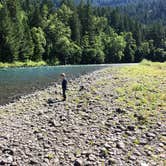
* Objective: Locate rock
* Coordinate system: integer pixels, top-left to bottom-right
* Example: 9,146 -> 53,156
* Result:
81,150 -> 92,157
48,119 -> 61,127
145,150 -> 152,156
129,155 -> 136,160
77,104 -> 82,108
161,132 -> 166,136
11,162 -> 17,166
0,156 -> 13,165
52,157 -> 59,165
114,128 -> 122,133
134,113 -> 145,121
117,125 -> 126,131
68,153 -> 75,161
133,150 -> 141,156
7,156 -> 13,164
47,98 -> 54,104
108,158 -> 116,164
127,125 -> 135,131
2,149 -> 14,155
99,148 -> 108,158
37,110 -> 44,116
146,132 -> 156,138
116,141 -> 125,150
156,147 -> 164,153
139,139 -> 148,145
0,159 -> 5,165
125,131 -> 133,136
37,133 -> 43,140
104,143 -> 112,149
139,161 -> 149,166
159,143 -> 164,147
74,159 -> 84,166
88,154 -> 96,161
29,159 -> 39,165
115,108 -> 125,114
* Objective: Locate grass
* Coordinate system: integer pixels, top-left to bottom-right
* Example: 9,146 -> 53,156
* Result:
114,60 -> 166,123
0,60 -> 47,68
141,59 -> 166,69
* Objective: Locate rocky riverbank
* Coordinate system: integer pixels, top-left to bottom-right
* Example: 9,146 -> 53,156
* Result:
0,64 -> 165,166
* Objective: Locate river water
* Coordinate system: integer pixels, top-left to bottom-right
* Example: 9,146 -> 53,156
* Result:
0,64 -> 136,105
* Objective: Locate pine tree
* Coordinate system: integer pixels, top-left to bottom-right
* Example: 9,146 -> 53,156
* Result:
70,8 -> 81,44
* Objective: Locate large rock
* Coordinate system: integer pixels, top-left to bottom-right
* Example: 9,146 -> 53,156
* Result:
74,159 -> 84,166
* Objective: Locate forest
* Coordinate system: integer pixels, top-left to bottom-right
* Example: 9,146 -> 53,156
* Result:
0,0 -> 166,65
119,0 -> 166,25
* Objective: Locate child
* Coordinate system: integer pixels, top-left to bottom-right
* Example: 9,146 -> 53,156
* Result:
60,73 -> 67,101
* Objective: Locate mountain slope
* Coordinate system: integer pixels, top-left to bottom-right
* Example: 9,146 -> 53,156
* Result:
120,0 -> 166,25
67,0 -> 165,25
91,0 -> 154,6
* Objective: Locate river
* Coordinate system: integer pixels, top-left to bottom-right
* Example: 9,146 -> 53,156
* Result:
0,64 -> 136,105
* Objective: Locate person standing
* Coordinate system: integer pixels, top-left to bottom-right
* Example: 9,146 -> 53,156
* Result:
61,73 -> 67,101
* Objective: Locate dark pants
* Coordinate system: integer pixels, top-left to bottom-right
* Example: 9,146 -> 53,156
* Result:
62,88 -> 66,100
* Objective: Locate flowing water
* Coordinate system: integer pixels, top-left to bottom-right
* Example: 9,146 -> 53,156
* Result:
0,64 -> 136,105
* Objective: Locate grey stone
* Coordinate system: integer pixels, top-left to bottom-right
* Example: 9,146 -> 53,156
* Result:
88,154 -> 96,161
127,125 -> 135,131
74,159 -> 84,166
116,141 -> 125,150
139,139 -> 148,145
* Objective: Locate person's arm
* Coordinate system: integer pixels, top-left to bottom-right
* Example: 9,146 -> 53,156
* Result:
65,79 -> 68,90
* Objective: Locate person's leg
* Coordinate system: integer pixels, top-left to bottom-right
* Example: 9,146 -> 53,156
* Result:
63,89 -> 66,100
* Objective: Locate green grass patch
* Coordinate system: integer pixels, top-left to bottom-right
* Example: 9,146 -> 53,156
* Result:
141,59 -> 166,69
115,61 -> 166,125
0,60 -> 47,68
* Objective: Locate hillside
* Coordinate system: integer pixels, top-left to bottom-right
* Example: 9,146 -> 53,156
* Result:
120,0 -> 166,25
90,0 -> 154,6
72,0 -> 166,25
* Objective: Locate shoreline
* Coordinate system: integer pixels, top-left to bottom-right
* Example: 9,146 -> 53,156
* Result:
0,62 -> 138,69
0,66 -> 107,110
0,63 -> 138,106
0,67 -> 107,107
0,64 -> 165,165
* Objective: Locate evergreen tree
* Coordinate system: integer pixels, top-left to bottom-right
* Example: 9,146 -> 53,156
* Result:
70,8 -> 81,43
123,32 -> 136,62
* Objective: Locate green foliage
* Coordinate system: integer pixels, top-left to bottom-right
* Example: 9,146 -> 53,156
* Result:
0,60 -> 47,68
0,2 -> 3,9
123,32 -> 136,62
105,33 -> 126,63
31,27 -> 46,61
0,0 -> 165,65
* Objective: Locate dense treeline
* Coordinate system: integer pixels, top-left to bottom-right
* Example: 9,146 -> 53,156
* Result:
89,0 -> 150,7
0,0 -> 165,65
119,0 -> 166,25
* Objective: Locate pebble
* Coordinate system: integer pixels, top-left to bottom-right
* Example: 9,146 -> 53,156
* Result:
88,154 -> 96,161
146,132 -> 156,138
116,141 -> 125,150
139,139 -> 148,145
127,125 -> 135,131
